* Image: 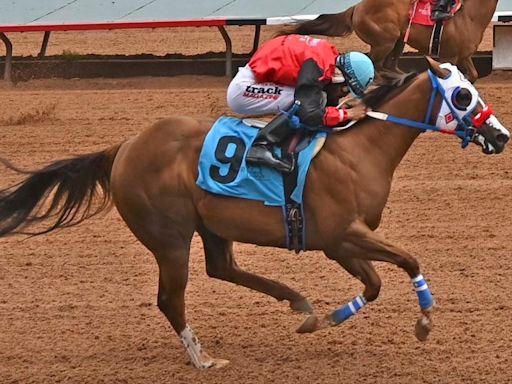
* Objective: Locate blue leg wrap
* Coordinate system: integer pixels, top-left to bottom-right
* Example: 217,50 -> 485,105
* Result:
412,274 -> 434,310
331,294 -> 367,325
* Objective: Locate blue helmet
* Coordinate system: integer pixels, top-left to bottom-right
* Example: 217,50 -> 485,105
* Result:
336,52 -> 375,98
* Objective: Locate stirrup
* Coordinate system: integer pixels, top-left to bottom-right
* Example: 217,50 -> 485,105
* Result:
246,144 -> 295,173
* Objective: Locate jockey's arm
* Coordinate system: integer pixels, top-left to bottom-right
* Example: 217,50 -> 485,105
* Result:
294,59 -> 349,128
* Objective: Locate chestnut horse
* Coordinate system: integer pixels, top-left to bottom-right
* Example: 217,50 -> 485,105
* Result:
287,0 -> 498,82
0,59 -> 508,369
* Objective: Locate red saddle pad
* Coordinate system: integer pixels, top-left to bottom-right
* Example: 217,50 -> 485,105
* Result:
410,0 -> 462,26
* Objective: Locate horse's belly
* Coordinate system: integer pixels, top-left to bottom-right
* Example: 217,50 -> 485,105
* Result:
197,193 -> 288,247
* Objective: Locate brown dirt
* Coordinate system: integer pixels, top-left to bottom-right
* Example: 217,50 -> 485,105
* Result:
1,25 -> 512,384
2,24 -> 496,57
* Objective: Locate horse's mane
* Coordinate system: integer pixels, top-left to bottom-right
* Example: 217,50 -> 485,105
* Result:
362,70 -> 419,110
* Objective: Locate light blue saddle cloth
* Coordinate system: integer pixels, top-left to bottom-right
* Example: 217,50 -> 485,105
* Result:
196,116 -> 326,206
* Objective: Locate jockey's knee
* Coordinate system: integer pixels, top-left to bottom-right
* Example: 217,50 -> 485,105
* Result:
226,93 -> 245,115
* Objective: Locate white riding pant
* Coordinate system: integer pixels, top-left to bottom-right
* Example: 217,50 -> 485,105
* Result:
227,65 -> 295,115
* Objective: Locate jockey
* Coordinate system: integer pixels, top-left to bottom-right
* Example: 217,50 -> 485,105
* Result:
227,34 -> 375,173
431,0 -> 454,22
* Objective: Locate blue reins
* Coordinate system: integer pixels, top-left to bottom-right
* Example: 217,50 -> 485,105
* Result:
281,70 -> 478,149
366,70 -> 477,148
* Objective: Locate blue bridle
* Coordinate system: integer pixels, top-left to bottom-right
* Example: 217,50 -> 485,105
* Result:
282,70 -> 479,149
366,70 -> 477,148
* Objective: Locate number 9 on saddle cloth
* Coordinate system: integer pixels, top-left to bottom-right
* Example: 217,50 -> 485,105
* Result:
196,109 -> 327,252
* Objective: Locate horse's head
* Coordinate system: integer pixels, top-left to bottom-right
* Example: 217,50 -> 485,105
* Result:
427,57 -> 510,154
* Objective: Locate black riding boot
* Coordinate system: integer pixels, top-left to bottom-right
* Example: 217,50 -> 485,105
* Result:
246,113 -> 296,173
431,0 -> 453,22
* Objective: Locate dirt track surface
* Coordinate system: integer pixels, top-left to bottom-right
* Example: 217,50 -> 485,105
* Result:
5,24 -> 495,57
1,27 -> 512,384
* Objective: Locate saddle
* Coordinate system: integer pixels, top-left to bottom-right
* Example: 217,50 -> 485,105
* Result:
245,119 -> 326,253
242,117 -> 326,168
196,116 -> 327,253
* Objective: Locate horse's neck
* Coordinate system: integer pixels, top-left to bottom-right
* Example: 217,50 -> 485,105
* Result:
346,75 -> 432,174
461,0 -> 498,27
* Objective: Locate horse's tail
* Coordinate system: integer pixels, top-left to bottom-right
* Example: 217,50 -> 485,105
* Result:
281,7 -> 355,37
0,143 -> 122,236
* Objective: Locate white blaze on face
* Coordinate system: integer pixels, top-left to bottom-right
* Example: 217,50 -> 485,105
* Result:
477,98 -> 510,139
473,98 -> 510,153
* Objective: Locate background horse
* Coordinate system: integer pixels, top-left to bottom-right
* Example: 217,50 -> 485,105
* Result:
0,59 -> 508,369
287,0 -> 498,82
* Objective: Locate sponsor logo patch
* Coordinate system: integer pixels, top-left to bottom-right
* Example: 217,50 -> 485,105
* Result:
243,85 -> 283,100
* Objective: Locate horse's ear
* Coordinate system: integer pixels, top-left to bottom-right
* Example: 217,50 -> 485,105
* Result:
425,56 -> 450,78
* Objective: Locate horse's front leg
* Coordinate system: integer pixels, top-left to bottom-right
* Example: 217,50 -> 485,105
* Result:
456,56 -> 479,83
299,220 -> 434,341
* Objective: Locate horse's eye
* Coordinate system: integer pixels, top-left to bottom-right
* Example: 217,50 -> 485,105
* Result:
452,87 -> 472,110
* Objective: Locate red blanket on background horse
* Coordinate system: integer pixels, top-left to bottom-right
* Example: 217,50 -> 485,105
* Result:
410,0 -> 462,26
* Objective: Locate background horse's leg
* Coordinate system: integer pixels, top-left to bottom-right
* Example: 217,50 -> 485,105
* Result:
297,256 -> 381,333
386,37 -> 406,74
353,13 -> 402,76
300,220 -> 434,341
456,56 -> 479,83
367,43 -> 394,75
198,226 -> 313,313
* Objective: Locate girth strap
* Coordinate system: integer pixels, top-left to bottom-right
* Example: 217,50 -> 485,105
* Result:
282,153 -> 305,253
429,22 -> 444,56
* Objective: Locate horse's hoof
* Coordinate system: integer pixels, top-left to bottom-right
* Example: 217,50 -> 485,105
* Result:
195,352 -> 230,369
210,358 -> 230,369
290,298 -> 314,314
415,316 -> 433,342
197,358 -> 230,369
296,314 -> 319,333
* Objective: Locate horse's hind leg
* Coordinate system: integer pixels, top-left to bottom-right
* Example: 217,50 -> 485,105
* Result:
297,256 -> 381,333
354,18 -> 401,76
385,37 -> 406,74
198,225 -> 313,313
112,190 -> 228,368
156,245 -> 229,369
457,56 -> 479,83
